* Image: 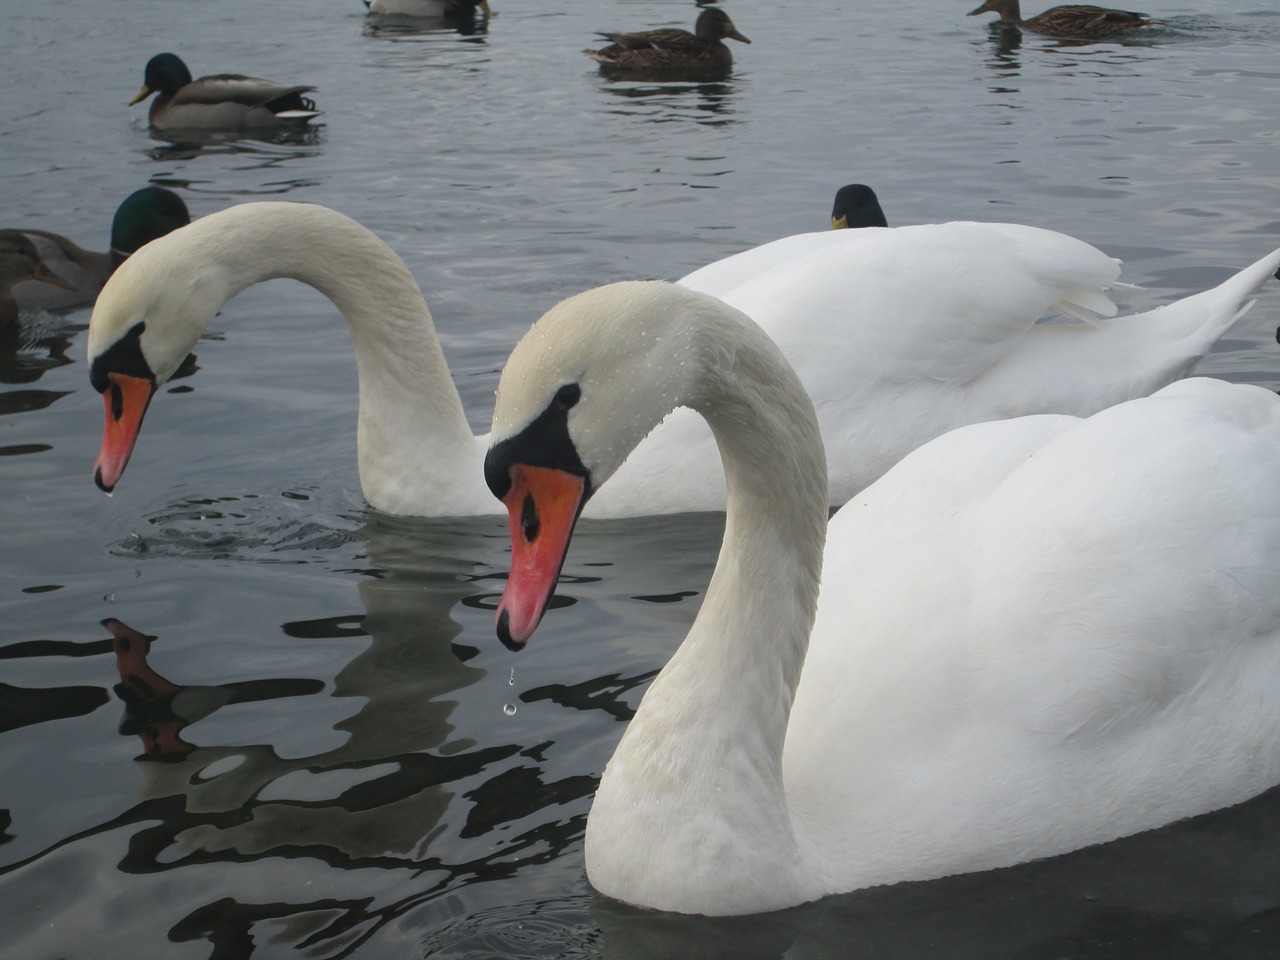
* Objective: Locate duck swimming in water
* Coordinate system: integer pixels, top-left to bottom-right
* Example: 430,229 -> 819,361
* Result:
9,187 -> 190,314
830,184 -> 888,230
968,0 -> 1153,39
585,7 -> 750,75
0,231 -> 73,329
363,0 -> 491,18
130,53 -> 321,131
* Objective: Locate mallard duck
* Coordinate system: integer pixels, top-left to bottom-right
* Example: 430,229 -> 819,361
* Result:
486,281 -> 1280,915
0,231 -> 73,329
830,184 -> 888,230
968,0 -> 1153,39
11,187 -> 190,314
88,202 -> 1280,517
130,53 -> 321,131
363,0 -> 490,16
584,7 -> 750,74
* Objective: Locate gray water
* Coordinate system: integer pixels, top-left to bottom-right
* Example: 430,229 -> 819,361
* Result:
2,0 -> 1280,957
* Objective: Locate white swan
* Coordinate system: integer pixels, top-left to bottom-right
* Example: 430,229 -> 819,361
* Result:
88,201 -> 1278,517
485,278 -> 1280,916
88,202 -> 497,517
600,223 -> 1278,515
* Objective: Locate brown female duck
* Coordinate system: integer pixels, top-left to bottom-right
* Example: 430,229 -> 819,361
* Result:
0,232 -> 73,329
968,0 -> 1152,39
585,7 -> 750,74
10,187 -> 190,314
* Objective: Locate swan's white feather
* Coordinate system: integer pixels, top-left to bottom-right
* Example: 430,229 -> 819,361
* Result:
491,280 -> 1280,915
596,224 -> 1274,515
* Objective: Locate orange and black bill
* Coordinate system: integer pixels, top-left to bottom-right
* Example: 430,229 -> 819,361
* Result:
90,323 -> 157,493
95,372 -> 156,492
485,388 -> 593,651
492,464 -> 587,650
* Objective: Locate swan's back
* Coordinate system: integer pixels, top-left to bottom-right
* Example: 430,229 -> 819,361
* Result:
787,377 -> 1280,892
679,222 -> 1121,383
593,222 -> 1124,515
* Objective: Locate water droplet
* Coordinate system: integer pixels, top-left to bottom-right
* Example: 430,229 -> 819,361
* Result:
503,703 -> 517,716
507,667 -> 516,686
103,593 -> 115,603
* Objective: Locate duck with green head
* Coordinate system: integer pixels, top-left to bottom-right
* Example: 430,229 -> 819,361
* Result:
830,185 -> 888,230
11,187 -> 190,313
130,52 -> 322,131
968,0 -> 1153,39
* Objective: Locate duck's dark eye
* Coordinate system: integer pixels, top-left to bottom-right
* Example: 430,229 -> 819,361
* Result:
555,383 -> 581,411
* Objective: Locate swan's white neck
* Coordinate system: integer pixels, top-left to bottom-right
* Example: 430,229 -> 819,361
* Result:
585,305 -> 830,914
134,203 -> 490,516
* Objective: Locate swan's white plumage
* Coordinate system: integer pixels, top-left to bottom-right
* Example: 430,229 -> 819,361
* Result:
490,280 -> 1280,916
90,203 -> 1278,519
88,201 -> 495,517
594,224 -> 1278,515
787,379 -> 1280,894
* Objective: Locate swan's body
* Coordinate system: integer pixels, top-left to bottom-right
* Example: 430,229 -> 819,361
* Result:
88,203 -> 1278,519
10,187 -> 190,313
130,53 -> 321,131
486,280 -> 1280,916
593,223 -> 1278,515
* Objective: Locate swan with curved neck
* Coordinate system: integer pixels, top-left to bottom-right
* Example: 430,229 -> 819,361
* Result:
487,278 -> 1280,915
88,201 -> 493,516
88,201 -> 1279,518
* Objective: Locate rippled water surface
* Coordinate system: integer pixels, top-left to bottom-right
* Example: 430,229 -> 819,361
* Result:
2,1 -> 1280,957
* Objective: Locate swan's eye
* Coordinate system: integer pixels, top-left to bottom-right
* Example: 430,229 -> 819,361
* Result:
555,383 -> 581,411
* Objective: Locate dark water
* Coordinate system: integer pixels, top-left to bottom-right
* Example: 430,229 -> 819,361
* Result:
2,0 -> 1280,957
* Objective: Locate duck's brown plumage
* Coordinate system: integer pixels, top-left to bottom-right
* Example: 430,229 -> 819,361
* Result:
585,7 -> 750,74
968,0 -> 1152,39
0,231 -> 73,329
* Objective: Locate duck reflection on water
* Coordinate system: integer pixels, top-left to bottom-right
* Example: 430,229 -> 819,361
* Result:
59,512 -> 641,956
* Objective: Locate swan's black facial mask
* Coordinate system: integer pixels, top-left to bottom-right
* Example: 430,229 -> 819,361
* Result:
485,384 -> 591,502
90,322 -> 153,394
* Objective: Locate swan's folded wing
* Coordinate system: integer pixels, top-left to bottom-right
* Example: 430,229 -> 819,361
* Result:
678,222 -> 1122,389
964,380 -> 1280,735
790,380 -> 1280,879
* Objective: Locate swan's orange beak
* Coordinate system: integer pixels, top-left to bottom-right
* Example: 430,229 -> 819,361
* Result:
495,464 -> 587,651
95,372 -> 156,493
